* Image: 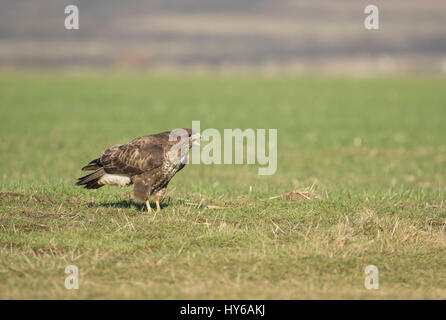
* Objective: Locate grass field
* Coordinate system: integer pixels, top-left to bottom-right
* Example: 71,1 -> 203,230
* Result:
0,71 -> 445,299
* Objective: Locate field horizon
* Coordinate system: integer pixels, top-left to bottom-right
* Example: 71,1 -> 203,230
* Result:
0,71 -> 445,299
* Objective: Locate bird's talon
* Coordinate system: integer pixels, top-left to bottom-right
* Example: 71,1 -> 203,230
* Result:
146,200 -> 152,214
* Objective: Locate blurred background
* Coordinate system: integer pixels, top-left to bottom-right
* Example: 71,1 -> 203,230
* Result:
1,0 -> 445,74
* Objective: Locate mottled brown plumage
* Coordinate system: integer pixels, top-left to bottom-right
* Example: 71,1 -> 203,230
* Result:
76,129 -> 199,213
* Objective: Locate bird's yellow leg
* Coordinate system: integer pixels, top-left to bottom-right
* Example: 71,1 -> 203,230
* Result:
154,189 -> 165,213
145,200 -> 152,214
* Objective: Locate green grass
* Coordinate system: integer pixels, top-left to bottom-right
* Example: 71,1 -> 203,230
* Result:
0,70 -> 445,299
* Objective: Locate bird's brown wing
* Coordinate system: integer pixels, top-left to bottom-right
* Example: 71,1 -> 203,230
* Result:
100,136 -> 165,176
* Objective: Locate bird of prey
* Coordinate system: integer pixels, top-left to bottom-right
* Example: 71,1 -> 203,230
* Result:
76,129 -> 200,213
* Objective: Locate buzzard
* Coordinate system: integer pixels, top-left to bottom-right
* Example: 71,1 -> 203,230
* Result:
76,129 -> 200,213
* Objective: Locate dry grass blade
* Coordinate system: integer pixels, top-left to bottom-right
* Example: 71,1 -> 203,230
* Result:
204,205 -> 233,210
425,201 -> 443,209
269,189 -> 318,201
0,192 -> 51,204
164,187 -> 176,199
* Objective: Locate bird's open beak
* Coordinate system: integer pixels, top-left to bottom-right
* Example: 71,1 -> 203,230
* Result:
192,132 -> 201,146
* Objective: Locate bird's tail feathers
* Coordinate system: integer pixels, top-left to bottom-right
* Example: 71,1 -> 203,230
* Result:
76,168 -> 106,189
81,158 -> 102,171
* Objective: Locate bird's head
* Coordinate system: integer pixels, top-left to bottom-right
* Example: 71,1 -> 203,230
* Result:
186,128 -> 201,147
169,128 -> 201,149
167,128 -> 201,165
